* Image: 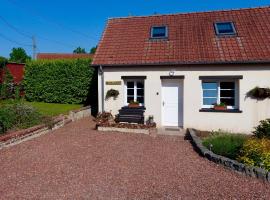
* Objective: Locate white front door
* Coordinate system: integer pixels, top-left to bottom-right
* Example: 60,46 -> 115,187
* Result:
162,80 -> 183,127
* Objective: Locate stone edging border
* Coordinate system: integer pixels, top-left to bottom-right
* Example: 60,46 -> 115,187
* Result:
0,106 -> 91,149
97,126 -> 157,136
188,128 -> 270,183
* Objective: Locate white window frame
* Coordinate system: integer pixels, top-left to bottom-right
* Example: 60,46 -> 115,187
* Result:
124,79 -> 145,106
202,80 -> 238,109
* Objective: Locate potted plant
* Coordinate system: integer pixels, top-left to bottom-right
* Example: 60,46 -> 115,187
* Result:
128,100 -> 140,108
247,87 -> 270,100
213,102 -> 227,111
105,89 -> 119,100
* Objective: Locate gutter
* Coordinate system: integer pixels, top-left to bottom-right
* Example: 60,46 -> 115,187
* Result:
98,65 -> 105,112
91,60 -> 270,67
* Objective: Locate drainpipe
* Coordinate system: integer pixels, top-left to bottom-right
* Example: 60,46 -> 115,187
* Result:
99,65 -> 105,112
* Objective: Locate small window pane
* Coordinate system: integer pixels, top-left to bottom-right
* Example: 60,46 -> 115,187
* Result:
137,82 -> 144,89
127,82 -> 134,88
203,98 -> 217,106
220,90 -> 234,98
137,89 -> 144,96
127,97 -> 134,103
220,82 -> 235,89
203,90 -> 217,98
137,97 -> 144,104
220,98 -> 235,106
127,89 -> 134,96
202,82 -> 217,90
215,22 -> 236,35
152,26 -> 167,38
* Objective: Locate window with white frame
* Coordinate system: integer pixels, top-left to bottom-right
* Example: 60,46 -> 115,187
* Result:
125,80 -> 144,105
202,81 -> 237,109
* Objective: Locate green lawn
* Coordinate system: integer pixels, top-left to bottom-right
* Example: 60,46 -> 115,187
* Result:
0,100 -> 82,116
25,102 -> 82,116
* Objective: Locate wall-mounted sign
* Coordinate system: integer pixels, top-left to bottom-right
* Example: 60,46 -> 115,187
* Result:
106,81 -> 122,85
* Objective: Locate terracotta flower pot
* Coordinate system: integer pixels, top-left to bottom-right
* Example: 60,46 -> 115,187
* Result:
128,103 -> 140,108
214,105 -> 227,111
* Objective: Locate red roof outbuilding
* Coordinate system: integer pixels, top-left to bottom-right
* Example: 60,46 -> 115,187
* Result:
93,7 -> 270,66
37,53 -> 94,60
0,63 -> 25,84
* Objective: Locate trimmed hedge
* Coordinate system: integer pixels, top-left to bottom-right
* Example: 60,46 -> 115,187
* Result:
24,59 -> 94,104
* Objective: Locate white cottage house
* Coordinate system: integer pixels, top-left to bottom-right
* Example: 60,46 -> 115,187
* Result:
92,6 -> 270,133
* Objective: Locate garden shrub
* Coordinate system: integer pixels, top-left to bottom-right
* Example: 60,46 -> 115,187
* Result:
238,138 -> 270,171
0,56 -> 7,68
203,131 -> 247,159
24,59 -> 94,104
0,102 -> 42,134
0,67 -> 14,99
0,106 -> 15,134
10,103 -> 42,129
253,119 -> 270,139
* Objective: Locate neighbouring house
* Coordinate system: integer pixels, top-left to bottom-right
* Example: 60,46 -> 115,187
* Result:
0,62 -> 25,84
37,53 -> 94,60
92,6 -> 270,133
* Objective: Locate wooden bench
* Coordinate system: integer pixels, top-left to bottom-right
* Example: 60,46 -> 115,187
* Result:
116,107 -> 145,124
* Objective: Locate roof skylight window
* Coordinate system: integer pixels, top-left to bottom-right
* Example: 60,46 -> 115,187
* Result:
151,26 -> 168,38
214,22 -> 236,36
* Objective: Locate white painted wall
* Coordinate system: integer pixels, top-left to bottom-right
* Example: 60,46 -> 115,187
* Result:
98,65 -> 270,133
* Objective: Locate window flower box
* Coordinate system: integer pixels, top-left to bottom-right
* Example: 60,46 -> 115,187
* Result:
213,103 -> 227,111
128,101 -> 140,108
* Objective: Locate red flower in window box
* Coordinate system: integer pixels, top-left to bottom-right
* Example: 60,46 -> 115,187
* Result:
213,103 -> 227,111
128,100 -> 140,108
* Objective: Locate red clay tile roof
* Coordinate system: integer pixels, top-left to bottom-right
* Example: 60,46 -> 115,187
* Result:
92,7 -> 270,66
37,53 -> 94,60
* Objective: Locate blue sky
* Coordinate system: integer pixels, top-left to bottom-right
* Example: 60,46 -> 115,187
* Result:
0,0 -> 269,58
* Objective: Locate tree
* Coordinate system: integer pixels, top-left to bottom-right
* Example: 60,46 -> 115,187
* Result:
0,56 -> 8,68
0,67 -> 14,99
73,47 -> 86,54
9,48 -> 31,63
90,46 -> 97,54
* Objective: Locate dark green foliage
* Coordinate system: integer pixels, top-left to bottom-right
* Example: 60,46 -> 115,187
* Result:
73,47 -> 86,54
0,106 -> 15,134
105,89 -> 119,100
90,46 -> 97,54
0,102 -> 41,134
247,87 -> 270,99
0,67 -> 14,99
24,59 -> 93,104
203,131 -> 247,159
9,47 -> 31,63
10,103 -> 42,129
0,56 -> 8,68
253,119 -> 270,139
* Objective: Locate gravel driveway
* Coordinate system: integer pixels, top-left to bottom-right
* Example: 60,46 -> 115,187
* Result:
0,117 -> 269,199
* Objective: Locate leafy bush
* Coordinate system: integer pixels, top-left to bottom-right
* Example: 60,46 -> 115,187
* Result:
24,59 -> 94,104
203,131 -> 247,159
253,119 -> 270,139
0,106 -> 15,134
10,103 -> 42,129
0,56 -> 8,68
0,102 -> 42,134
238,138 -> 270,171
0,67 -> 15,99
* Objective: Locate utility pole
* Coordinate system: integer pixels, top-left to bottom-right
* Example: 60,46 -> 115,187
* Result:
32,36 -> 37,60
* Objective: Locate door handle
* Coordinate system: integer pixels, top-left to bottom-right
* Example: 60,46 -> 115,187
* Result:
162,101 -> 165,106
